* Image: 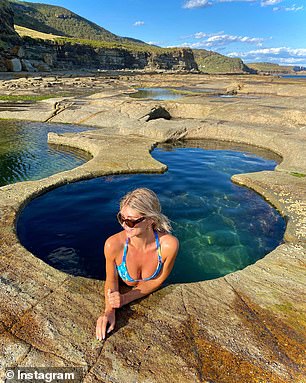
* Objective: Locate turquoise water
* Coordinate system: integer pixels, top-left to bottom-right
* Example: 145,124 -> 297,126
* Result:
0,120 -> 91,186
17,141 -> 285,283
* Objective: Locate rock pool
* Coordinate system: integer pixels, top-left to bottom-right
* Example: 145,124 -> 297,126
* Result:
0,120 -> 91,186
17,141 -> 286,283
129,88 -> 184,100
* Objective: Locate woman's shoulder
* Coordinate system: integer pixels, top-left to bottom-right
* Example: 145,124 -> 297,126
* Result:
104,231 -> 126,259
159,232 -> 179,253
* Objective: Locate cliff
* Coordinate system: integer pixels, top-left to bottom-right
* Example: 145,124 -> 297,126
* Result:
2,33 -> 254,74
247,62 -> 295,74
193,49 -> 254,74
0,0 -> 251,74
0,1 -> 198,73
0,0 -> 17,37
0,0 -> 22,70
0,35 -> 198,72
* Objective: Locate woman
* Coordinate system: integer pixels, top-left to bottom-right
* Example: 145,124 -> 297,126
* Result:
96,188 -> 179,341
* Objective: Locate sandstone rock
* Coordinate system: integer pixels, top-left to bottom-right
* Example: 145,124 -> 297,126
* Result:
5,58 -> 22,72
31,60 -> 51,72
43,53 -> 54,66
0,0 -> 19,37
10,45 -> 25,58
226,82 -> 243,95
21,59 -> 37,72
0,57 -> 8,72
148,49 -> 198,71
0,74 -> 305,382
3,35 -> 200,72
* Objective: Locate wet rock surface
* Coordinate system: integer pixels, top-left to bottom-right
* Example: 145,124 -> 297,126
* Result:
0,72 -> 305,382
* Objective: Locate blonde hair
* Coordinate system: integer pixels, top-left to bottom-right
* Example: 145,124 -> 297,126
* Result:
120,188 -> 172,233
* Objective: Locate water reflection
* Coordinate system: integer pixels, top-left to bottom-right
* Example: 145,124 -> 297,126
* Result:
129,88 -> 184,100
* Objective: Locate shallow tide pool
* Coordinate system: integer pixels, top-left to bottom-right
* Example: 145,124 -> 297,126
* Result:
17,141 -> 285,283
129,88 -> 184,100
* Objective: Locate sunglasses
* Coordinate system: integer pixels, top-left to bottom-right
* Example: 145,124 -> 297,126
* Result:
117,213 -> 146,228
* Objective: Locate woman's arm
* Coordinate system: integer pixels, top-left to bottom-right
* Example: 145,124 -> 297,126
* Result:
108,235 -> 179,308
96,237 -> 119,340
103,239 -> 119,311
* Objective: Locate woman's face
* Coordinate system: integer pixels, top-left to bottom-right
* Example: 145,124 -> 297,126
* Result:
119,205 -> 151,236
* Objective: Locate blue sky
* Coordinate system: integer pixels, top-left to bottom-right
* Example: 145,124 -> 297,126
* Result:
20,0 -> 306,66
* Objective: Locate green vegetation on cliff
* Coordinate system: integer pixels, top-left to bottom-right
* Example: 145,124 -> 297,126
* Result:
51,36 -> 186,54
0,0 -> 20,49
193,49 -> 253,74
247,62 -> 295,74
0,0 -> 16,35
15,25 -> 185,54
9,0 -> 147,46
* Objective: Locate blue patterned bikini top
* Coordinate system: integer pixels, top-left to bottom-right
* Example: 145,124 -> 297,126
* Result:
116,230 -> 163,282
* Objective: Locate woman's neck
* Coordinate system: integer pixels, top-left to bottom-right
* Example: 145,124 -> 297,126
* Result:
128,228 -> 155,251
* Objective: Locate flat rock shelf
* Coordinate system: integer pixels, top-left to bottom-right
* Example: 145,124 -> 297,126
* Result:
0,72 -> 305,383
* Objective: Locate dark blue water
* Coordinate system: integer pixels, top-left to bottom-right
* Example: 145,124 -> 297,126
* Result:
280,75 -> 306,79
0,120 -> 91,186
17,141 -> 285,283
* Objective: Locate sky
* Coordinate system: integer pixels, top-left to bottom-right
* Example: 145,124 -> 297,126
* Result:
20,0 -> 306,66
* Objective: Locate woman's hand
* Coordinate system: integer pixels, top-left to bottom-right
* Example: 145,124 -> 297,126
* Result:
96,310 -> 115,341
108,288 -> 125,308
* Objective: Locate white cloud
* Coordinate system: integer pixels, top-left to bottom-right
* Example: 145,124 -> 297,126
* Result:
182,32 -> 266,49
241,47 -> 306,56
228,47 -> 306,65
180,41 -> 209,48
194,31 -> 224,39
133,21 -> 145,27
183,0 -> 304,11
183,0 -> 212,9
182,0 -> 290,8
218,0 -> 256,2
194,32 -> 210,39
278,57 -> 306,63
273,4 -> 304,11
207,34 -> 265,45
261,0 -> 282,5
146,41 -> 162,46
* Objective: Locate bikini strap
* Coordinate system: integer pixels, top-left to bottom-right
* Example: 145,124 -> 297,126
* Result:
154,230 -> 162,261
123,233 -> 161,265
122,237 -> 129,263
